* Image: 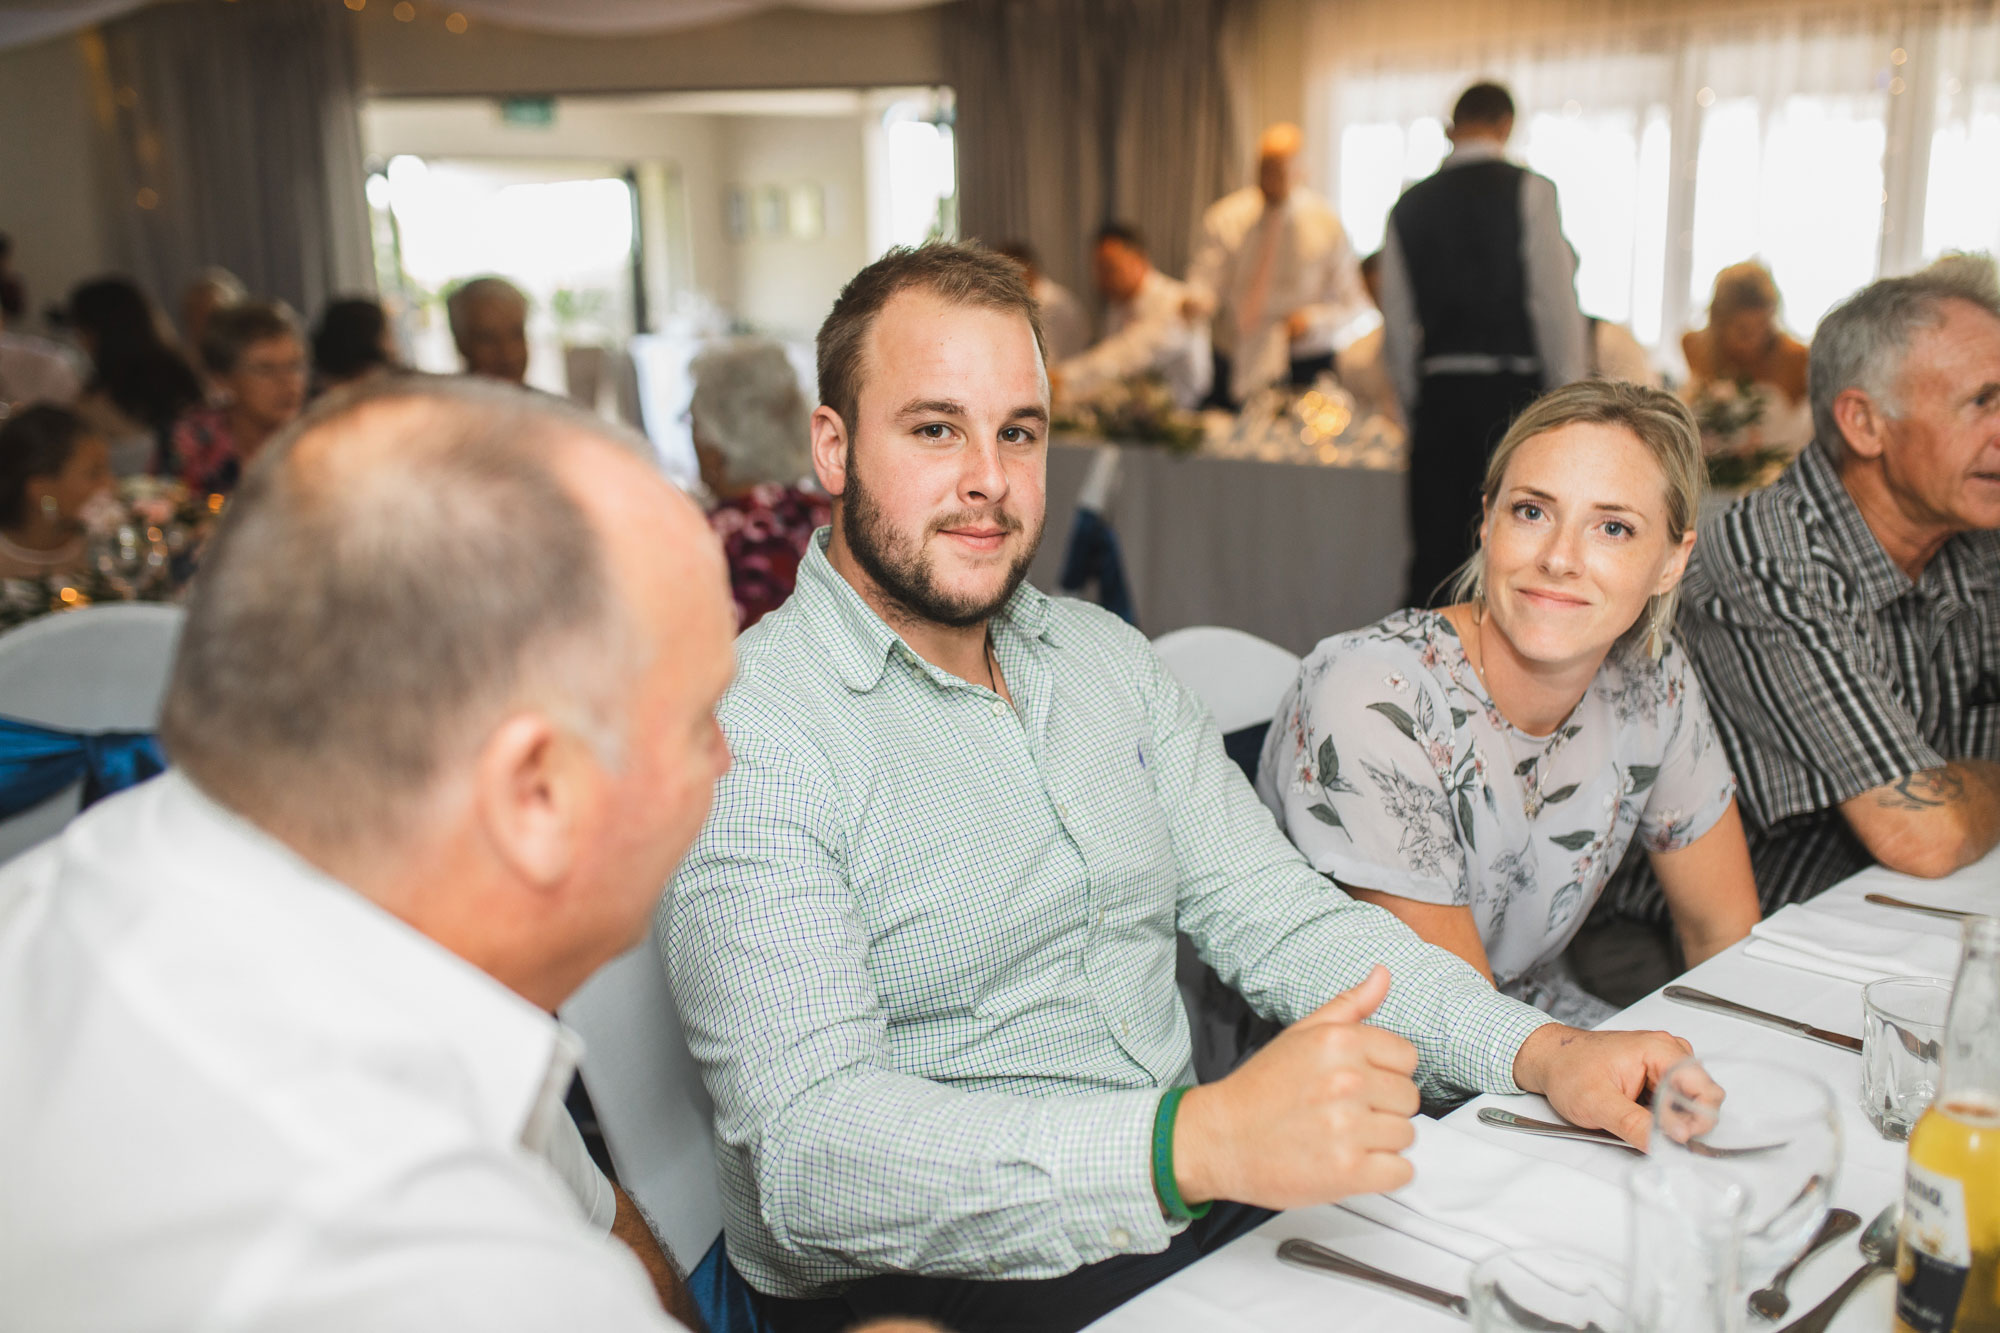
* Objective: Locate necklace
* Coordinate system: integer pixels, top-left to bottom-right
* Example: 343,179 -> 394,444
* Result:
984,633 -> 1000,695
1460,605 -> 1574,820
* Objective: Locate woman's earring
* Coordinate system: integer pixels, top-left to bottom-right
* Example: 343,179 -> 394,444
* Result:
39,495 -> 58,518
1646,600 -> 1670,659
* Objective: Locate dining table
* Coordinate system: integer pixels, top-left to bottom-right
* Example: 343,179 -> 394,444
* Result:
1085,850 -> 2000,1332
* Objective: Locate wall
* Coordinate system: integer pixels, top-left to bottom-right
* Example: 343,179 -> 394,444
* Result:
720,113 -> 870,336
353,3 -> 947,97
0,33 -> 114,331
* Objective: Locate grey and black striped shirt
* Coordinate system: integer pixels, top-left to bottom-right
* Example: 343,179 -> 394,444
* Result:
1612,441 -> 2000,916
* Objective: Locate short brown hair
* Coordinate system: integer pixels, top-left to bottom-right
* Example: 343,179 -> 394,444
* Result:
160,375 -> 641,848
200,299 -> 300,376
815,243 -> 1045,436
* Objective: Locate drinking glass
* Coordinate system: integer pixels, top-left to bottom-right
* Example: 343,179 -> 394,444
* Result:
1626,1161 -> 1749,1333
1471,1247 -> 1628,1333
1861,975 -> 1950,1140
1649,1056 -> 1839,1286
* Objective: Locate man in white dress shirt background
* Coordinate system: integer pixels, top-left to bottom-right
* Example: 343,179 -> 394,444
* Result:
1054,223 -> 1212,411
997,241 -> 1091,364
1184,122 -> 1376,408
1378,82 -> 1588,607
0,378 -> 733,1331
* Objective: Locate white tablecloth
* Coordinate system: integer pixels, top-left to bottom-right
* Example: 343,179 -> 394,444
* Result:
1028,439 -> 1409,657
1086,852 -> 2000,1332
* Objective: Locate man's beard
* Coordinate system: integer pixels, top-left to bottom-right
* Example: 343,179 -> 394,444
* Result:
840,444 -> 1044,630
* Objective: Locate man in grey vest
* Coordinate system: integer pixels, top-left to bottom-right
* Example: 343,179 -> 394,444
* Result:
1380,82 -> 1587,606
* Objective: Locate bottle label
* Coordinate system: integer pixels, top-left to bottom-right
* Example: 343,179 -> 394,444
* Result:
1896,1160 -> 1972,1333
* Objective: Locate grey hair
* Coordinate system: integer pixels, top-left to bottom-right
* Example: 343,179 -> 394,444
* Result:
1809,252 -> 2000,454
160,375 -> 644,851
688,339 -> 813,488
1448,379 -> 1705,660
446,275 -> 528,344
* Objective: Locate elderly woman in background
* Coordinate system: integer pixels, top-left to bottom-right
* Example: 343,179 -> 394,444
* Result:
311,297 -> 399,395
1680,262 -> 1812,483
1257,380 -> 1760,1025
66,277 -> 205,476
688,339 -> 830,630
0,404 -> 112,585
170,301 -> 308,495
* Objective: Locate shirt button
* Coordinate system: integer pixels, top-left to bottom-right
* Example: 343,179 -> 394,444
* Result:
1109,1227 -> 1132,1249
1121,1021 -> 1132,1037
1095,907 -> 1105,926
991,699 -> 1006,716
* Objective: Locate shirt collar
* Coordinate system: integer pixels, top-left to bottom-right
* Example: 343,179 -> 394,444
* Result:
790,526 -> 1056,693
1785,442 -> 1915,611
1444,138 -> 1508,168
135,771 -> 575,1149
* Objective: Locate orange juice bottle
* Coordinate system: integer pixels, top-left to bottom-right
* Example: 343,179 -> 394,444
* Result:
1895,916 -> 2000,1333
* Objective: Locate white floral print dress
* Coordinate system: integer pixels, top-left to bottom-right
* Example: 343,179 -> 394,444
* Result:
1255,608 -> 1737,1027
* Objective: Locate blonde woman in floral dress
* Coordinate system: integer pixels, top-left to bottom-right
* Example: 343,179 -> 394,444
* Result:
1257,381 -> 1760,1024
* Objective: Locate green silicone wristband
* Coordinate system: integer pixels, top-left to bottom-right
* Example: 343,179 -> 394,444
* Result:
1152,1085 -> 1211,1222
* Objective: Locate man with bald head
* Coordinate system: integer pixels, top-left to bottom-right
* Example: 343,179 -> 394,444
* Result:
0,379 -> 733,1329
1185,122 -> 1374,406
450,275 -> 533,384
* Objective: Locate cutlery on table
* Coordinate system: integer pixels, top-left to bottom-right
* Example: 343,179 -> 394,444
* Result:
1476,1107 -> 1783,1160
1863,892 -> 1976,921
1276,1238 -> 1468,1317
1747,1207 -> 1860,1321
1773,1204 -> 1898,1333
1662,986 -> 1864,1054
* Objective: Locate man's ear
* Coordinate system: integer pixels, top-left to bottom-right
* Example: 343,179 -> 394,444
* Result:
810,405 -> 850,498
1832,386 -> 1890,461
471,712 -> 584,892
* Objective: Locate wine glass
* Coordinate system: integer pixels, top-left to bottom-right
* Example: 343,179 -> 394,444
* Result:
1649,1055 -> 1840,1285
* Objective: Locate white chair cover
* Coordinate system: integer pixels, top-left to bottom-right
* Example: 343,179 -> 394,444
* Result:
0,604 -> 184,865
1151,625 -> 1299,735
559,938 -> 725,1270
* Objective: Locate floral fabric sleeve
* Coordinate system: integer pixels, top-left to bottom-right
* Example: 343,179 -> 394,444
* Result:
1635,640 -> 1739,852
1272,635 -> 1471,905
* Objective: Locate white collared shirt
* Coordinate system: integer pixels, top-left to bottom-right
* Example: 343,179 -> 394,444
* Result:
1057,268 -> 1213,410
1184,185 -> 1376,401
1032,275 -> 1092,364
0,772 -> 683,1332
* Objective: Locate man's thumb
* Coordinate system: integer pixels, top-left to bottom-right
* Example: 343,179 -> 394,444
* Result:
1300,964 -> 1390,1029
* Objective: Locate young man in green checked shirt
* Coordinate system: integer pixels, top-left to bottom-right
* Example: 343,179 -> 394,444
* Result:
663,243 -> 1694,1333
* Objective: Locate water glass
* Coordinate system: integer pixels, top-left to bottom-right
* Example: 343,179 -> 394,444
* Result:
1861,975 -> 1950,1140
1471,1247 -> 1628,1333
1649,1056 -> 1839,1284
1626,1160 -> 1749,1333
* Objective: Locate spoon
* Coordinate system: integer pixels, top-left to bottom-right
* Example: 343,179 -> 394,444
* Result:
1748,1208 -> 1860,1321
1774,1204 -> 1898,1333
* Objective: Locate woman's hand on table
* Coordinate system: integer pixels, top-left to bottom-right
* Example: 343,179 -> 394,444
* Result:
1510,1023 -> 1693,1148
1172,965 -> 1421,1210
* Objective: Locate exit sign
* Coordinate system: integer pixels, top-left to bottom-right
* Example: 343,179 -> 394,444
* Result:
498,96 -> 556,128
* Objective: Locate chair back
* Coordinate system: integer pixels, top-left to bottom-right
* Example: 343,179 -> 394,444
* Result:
559,939 -> 724,1270
0,604 -> 184,864
1151,625 -> 1299,734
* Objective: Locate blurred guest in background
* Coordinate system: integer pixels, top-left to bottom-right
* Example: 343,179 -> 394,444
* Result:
66,276 -> 205,476
449,276 -> 531,385
1380,82 -> 1587,608
1588,315 -> 1661,389
1186,122 -> 1373,407
1679,261 -> 1812,474
997,241 -> 1089,363
172,301 -> 308,494
179,267 -> 246,372
0,232 -> 28,323
1054,223 -> 1210,410
1334,250 -> 1405,433
312,296 -> 400,394
0,295 -> 83,411
0,404 -> 111,583
1259,381 -> 1756,1027
689,339 -> 831,631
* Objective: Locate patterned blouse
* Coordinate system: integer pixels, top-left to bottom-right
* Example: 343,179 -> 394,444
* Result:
167,407 -> 241,495
708,483 -> 831,632
1256,607 -> 1737,1026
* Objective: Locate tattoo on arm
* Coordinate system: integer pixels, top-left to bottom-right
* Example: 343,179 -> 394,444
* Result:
1876,767 -> 1966,811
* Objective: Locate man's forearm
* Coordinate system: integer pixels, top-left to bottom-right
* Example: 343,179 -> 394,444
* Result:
610,1183 -> 704,1332
1841,759 -> 2000,877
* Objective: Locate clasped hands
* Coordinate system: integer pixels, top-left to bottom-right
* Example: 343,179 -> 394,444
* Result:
1170,965 -> 1691,1210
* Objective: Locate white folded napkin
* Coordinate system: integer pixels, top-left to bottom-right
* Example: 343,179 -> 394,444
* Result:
1745,900 -> 1959,983
1335,1113 -> 1631,1270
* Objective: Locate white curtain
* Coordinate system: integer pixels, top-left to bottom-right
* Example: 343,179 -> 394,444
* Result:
1305,0 -> 2000,363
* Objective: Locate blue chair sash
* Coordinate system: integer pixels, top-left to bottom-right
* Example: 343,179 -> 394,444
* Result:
0,713 -> 165,820
1057,506 -> 1137,626
687,1232 -> 773,1333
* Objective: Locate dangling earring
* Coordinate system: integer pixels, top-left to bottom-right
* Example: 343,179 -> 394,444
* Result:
39,495 -> 58,518
1645,599 -> 1671,660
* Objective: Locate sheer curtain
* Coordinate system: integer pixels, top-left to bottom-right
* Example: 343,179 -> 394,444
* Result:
1305,0 -> 2000,364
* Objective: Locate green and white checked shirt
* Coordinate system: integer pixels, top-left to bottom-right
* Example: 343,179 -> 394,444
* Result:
663,531 -> 1555,1298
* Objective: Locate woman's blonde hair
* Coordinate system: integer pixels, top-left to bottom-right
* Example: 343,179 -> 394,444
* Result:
1707,260 -> 1781,331
1446,379 -> 1705,660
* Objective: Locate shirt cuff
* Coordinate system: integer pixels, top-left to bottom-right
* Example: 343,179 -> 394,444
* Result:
1442,990 -> 1561,1097
1051,1089 -> 1186,1265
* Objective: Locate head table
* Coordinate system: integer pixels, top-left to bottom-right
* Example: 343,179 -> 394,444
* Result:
1086,851 -> 1999,1332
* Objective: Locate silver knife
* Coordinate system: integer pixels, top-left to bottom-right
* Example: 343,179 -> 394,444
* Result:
1864,893 -> 1977,922
1276,1238 -> 1469,1317
1663,985 -> 1864,1053
1477,1107 -> 1644,1153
